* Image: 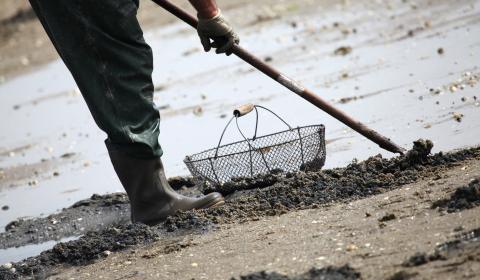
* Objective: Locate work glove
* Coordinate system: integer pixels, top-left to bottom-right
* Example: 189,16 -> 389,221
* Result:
197,10 -> 239,56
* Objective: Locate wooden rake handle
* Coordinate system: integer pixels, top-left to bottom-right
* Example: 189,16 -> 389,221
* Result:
151,0 -> 405,154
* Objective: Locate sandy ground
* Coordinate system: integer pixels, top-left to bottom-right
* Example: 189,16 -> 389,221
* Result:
0,0 -> 315,79
0,144 -> 479,279
52,153 -> 480,280
1,0 -> 480,279
0,0 -> 195,78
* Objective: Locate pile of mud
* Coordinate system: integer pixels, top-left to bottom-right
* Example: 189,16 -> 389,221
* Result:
232,265 -> 360,280
0,5 -> 35,39
402,252 -> 445,267
204,139 -> 437,196
403,228 -> 480,267
2,141 -> 480,279
169,140 -> 477,232
431,178 -> 480,212
1,193 -> 131,249
0,224 -> 160,278
1,177 -> 197,249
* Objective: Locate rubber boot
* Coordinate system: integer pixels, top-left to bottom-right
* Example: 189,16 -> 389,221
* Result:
108,150 -> 225,225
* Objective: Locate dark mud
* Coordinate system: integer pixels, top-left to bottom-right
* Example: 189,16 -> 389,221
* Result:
0,224 -> 160,278
1,193 -> 130,249
387,271 -> 418,280
378,213 -> 396,222
0,177 -> 196,249
232,265 -> 360,280
0,6 -> 35,39
205,139 -> 438,196
431,177 -> 480,212
168,176 -> 196,190
0,223 -> 201,278
0,7 -> 35,26
1,141 -> 480,279
401,252 -> 445,267
403,228 -> 480,267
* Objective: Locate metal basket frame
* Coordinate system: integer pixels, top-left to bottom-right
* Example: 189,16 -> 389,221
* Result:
184,105 -> 326,185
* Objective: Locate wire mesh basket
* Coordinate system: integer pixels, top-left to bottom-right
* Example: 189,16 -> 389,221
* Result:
184,104 -> 326,185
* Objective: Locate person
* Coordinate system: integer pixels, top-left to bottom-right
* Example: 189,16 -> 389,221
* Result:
28,0 -> 239,225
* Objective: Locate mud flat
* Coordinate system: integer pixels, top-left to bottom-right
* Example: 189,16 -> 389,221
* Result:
232,265 -> 360,280
431,177 -> 480,212
50,142 -> 480,279
1,141 -> 480,279
2,0 -> 480,239
401,227 -> 480,275
0,177 -> 195,249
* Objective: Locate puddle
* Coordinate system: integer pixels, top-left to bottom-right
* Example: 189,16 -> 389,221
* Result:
0,236 -> 79,264
0,0 -> 480,262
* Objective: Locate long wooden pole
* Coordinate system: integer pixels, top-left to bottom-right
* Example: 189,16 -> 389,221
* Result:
151,0 -> 405,154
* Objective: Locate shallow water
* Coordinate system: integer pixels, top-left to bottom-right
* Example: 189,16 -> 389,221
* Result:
0,0 -> 479,262
0,236 -> 78,264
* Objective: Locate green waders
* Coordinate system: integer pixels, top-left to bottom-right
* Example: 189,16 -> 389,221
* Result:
29,0 -> 226,224
29,0 -> 162,158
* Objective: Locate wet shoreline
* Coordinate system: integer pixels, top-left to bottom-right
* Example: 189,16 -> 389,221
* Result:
1,142 -> 479,278
1,0 -> 480,278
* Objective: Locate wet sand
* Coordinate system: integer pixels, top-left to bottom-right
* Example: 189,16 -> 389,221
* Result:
1,0 -> 479,232
0,142 -> 479,279
1,0 -> 480,279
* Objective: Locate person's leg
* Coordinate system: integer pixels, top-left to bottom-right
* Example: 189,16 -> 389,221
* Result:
29,0 -> 224,224
29,0 -> 161,157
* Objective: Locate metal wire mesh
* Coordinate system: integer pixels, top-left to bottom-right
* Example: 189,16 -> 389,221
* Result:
184,124 -> 326,185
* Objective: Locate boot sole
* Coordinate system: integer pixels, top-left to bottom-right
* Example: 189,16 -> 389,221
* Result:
201,196 -> 225,209
144,198 -> 225,226
207,199 -> 225,208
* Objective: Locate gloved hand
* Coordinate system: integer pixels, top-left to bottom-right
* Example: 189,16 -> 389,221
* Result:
197,10 -> 239,56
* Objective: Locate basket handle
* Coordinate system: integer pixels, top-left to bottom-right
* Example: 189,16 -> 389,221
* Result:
248,105 -> 293,140
214,104 -> 292,158
233,103 -> 255,117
